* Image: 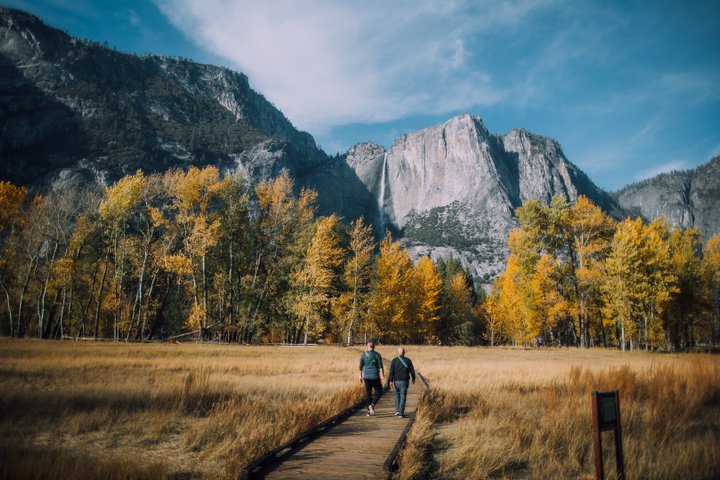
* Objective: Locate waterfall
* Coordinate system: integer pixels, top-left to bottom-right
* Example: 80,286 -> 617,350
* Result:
378,152 -> 387,234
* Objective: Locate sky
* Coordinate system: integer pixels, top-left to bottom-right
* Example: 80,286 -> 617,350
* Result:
3,0 -> 719,191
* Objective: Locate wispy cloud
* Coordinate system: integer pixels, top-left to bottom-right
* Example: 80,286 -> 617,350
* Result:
153,0 -> 554,133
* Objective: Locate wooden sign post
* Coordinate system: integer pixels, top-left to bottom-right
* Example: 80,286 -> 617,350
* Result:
591,390 -> 625,480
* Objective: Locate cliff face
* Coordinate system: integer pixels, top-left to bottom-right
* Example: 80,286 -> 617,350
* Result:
614,157 -> 720,239
0,7 -> 326,189
347,114 -> 623,279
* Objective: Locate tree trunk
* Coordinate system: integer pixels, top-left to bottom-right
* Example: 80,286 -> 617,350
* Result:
94,261 -> 109,339
202,254 -> 208,332
129,246 -> 149,340
38,241 -> 59,338
1,280 -> 13,337
16,251 -> 39,337
621,318 -> 626,352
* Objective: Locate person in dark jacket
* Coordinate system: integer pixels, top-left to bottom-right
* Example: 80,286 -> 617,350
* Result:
388,346 -> 416,418
359,341 -> 384,416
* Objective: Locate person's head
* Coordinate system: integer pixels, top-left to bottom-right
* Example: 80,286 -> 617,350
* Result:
367,341 -> 375,351
398,346 -> 405,356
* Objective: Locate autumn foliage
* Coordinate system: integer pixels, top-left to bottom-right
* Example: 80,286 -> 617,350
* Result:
487,195 -> 720,349
0,170 -> 478,344
1,171 -> 717,348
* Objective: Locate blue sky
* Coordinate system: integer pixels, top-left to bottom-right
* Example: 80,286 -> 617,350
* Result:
4,0 -> 719,191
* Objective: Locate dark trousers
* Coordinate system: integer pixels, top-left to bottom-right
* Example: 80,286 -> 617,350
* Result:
393,380 -> 409,415
364,378 -> 383,407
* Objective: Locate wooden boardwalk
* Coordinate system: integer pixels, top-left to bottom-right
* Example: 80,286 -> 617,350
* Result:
260,381 -> 423,479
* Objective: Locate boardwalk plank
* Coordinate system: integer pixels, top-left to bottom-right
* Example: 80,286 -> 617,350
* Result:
263,381 -> 422,480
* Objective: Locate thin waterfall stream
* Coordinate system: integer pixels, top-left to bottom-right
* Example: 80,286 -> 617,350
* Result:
378,152 -> 387,233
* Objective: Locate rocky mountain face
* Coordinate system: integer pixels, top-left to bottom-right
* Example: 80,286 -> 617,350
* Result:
0,7 -> 329,187
613,156 -> 720,240
346,115 -> 623,279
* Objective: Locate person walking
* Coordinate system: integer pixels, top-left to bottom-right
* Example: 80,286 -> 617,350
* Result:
388,346 -> 416,418
359,341 -> 384,416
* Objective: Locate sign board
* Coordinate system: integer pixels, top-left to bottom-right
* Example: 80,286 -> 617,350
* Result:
591,390 -> 624,480
596,392 -> 618,431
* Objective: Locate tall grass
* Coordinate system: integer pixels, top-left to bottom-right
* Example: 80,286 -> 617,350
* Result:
0,339 -> 363,479
387,347 -> 720,480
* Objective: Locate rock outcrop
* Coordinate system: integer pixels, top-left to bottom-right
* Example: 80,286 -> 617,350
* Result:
346,114 -> 624,280
0,6 -> 325,188
614,156 -> 720,240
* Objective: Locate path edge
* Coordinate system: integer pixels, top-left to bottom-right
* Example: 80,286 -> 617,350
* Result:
240,395 -> 366,480
382,372 -> 430,477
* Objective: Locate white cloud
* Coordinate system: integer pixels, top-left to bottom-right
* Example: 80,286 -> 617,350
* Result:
635,161 -> 688,181
153,0 -> 552,134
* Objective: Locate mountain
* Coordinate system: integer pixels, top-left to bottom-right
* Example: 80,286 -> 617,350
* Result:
613,156 -> 720,239
0,8 -> 324,182
5,7 -> 714,283
345,114 -> 624,279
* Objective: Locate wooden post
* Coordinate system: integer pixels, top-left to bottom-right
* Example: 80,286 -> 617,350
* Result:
591,392 -> 605,480
614,392 -> 625,480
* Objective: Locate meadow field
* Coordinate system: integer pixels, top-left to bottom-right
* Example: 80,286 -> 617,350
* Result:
381,346 -> 720,480
0,339 -> 363,479
1,341 -> 718,479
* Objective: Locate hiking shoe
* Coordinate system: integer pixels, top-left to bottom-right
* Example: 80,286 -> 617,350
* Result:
368,404 -> 375,416
394,412 -> 400,416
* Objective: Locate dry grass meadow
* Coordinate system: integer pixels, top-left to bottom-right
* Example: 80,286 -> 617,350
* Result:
380,346 -> 720,480
0,339 -> 363,479
1,341 -> 718,479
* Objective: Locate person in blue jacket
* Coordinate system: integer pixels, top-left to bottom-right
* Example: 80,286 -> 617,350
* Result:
359,341 -> 384,416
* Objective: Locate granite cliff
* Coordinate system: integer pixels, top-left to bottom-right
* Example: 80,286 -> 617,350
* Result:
0,7 -> 327,185
346,115 -> 623,279
613,156 -> 720,240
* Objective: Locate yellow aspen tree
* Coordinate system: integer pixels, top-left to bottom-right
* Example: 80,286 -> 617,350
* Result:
603,217 -> 645,351
570,195 -> 614,346
165,166 -> 224,334
99,171 -> 146,339
251,172 -> 316,341
0,181 -> 28,337
665,226 -> 702,349
368,233 -> 415,342
291,215 -> 345,345
487,256 -> 532,346
413,256 -> 442,342
529,254 -> 569,342
338,217 -> 374,345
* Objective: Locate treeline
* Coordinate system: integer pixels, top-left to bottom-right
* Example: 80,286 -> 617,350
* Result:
0,168 -> 482,344
487,196 -> 720,350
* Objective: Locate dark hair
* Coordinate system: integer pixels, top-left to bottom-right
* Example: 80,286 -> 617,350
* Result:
367,341 -> 375,350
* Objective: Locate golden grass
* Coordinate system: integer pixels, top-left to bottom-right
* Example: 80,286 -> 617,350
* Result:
383,346 -> 720,480
0,339 -> 363,479
2,341 -> 718,479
